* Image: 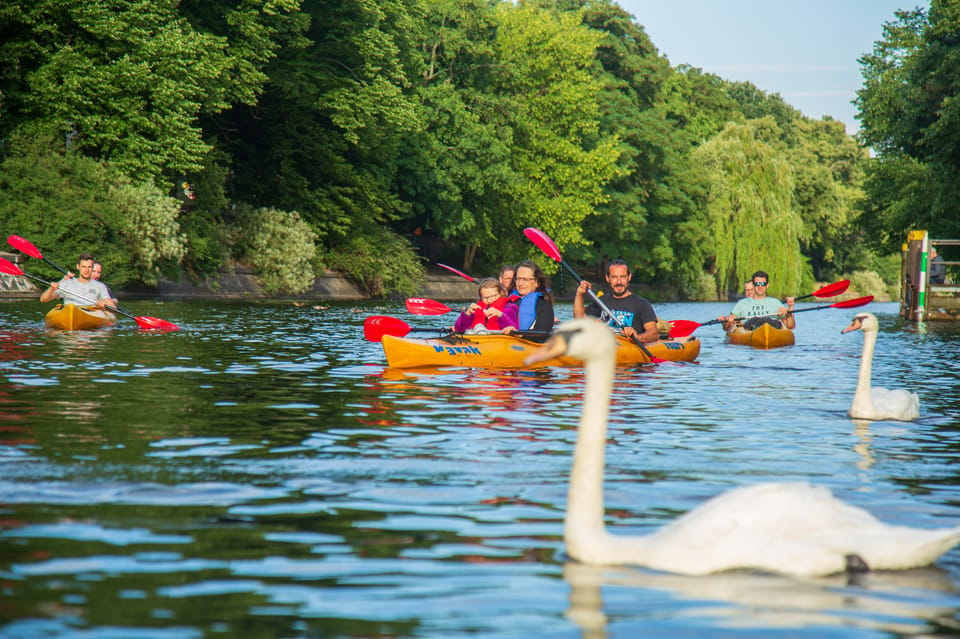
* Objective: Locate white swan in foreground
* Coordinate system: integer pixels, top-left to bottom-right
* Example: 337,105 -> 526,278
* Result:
842,312 -> 920,421
525,318 -> 958,577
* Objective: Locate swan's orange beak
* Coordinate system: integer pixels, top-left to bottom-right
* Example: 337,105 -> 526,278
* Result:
841,316 -> 863,334
524,333 -> 569,365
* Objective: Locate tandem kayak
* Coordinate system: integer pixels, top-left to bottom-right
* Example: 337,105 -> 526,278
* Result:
726,321 -> 795,348
45,304 -> 117,330
381,331 -> 700,369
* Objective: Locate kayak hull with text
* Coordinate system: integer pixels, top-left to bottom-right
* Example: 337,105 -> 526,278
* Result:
381,331 -> 700,369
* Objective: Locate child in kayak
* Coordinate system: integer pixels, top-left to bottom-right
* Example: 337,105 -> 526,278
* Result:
453,278 -> 519,333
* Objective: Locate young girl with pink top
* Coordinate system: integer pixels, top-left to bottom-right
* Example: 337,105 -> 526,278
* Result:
453,278 -> 519,333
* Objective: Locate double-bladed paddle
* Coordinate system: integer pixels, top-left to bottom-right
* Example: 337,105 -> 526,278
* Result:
669,280 -> 856,337
363,315 -> 551,343
668,295 -> 874,338
405,298 -> 454,315
364,316 -> 450,342
793,279 -> 850,302
437,263 -> 478,283
0,258 -> 180,331
523,227 -> 665,363
7,235 -> 69,277
7,234 -> 134,313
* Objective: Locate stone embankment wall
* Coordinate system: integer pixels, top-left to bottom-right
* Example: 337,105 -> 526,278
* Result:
0,253 -> 44,299
137,266 -> 477,301
0,255 -> 477,301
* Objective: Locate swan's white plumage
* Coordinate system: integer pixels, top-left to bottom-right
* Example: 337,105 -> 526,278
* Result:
842,312 -> 920,421
526,318 -> 957,577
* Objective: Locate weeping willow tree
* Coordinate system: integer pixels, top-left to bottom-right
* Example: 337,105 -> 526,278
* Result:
694,118 -> 805,299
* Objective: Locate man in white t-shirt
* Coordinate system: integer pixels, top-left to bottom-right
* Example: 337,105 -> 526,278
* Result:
39,253 -> 112,308
719,270 -> 795,331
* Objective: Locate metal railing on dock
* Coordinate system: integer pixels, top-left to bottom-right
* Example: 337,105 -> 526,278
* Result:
901,230 -> 960,321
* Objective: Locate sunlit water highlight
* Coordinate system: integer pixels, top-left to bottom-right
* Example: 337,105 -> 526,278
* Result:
2,299 -> 960,637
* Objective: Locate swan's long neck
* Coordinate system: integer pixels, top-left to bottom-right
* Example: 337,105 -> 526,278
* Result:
849,327 -> 879,418
565,351 -> 616,556
855,329 -> 877,399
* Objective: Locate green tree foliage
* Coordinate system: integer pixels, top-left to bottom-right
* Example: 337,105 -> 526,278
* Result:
324,225 -> 424,297
207,0 -> 424,246
787,118 -> 868,279
394,0 -> 512,270
574,1 -> 707,293
236,205 -> 317,294
694,118 -> 805,298
661,66 -> 742,144
857,2 -> 960,248
0,0 -> 291,182
727,81 -> 801,143
856,7 -> 927,159
399,1 -> 621,272
726,81 -> 869,281
492,3 -> 622,262
0,0 -> 884,298
0,128 -> 185,286
0,0 -> 302,287
177,149 -> 235,279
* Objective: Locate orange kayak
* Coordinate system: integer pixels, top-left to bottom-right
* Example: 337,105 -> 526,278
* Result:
45,304 -> 117,330
726,322 -> 795,348
381,331 -> 700,369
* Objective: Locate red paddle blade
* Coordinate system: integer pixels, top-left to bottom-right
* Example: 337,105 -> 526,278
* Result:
405,298 -> 452,315
363,315 -> 411,342
134,316 -> 180,331
523,227 -> 562,262
813,279 -> 850,298
832,295 -> 873,308
6,235 -> 44,259
668,319 -> 700,338
437,263 -> 476,283
0,257 -> 25,276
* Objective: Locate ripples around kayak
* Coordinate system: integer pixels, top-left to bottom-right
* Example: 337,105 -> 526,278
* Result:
2,299 -> 960,637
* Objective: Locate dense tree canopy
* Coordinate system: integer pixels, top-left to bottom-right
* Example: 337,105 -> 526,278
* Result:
0,0 -> 919,298
857,0 -> 960,250
695,118 -> 804,298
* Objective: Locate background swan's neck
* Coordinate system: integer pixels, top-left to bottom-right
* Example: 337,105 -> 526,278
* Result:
850,328 -> 878,417
856,330 -> 877,395
565,354 -> 616,552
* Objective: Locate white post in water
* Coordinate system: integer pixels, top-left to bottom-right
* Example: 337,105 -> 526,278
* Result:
918,230 -> 929,322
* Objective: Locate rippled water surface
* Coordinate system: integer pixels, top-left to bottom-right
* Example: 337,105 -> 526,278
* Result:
2,299 -> 960,638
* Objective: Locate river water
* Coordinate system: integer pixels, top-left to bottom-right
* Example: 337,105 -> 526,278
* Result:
2,298 -> 960,638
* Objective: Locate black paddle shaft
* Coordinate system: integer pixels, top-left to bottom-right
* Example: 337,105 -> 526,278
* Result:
560,261 -> 659,361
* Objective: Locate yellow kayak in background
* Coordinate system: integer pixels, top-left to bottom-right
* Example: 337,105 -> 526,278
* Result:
726,322 -> 795,348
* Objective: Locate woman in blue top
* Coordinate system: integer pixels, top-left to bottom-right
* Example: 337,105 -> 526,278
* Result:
502,260 -> 554,342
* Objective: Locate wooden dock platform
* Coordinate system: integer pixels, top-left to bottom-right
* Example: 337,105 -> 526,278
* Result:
901,230 -> 960,321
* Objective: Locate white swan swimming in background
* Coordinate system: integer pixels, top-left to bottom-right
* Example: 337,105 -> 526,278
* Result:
525,318 -> 958,577
842,312 -> 920,422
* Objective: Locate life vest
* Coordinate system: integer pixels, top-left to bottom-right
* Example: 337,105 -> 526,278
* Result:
469,297 -> 511,330
516,291 -> 542,330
